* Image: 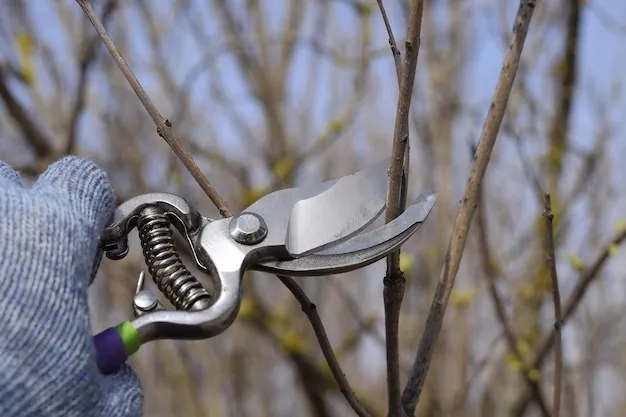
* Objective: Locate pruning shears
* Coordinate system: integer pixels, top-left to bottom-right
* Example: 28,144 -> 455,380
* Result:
92,160 -> 437,373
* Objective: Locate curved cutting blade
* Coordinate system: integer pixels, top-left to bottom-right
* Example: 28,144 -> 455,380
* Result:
285,159 -> 389,257
254,190 -> 436,276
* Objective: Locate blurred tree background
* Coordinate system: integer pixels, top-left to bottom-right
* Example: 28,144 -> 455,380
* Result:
1,0 -> 626,416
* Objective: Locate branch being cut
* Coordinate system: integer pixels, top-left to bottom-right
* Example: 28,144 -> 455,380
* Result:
543,193 -> 562,417
401,2 -> 537,414
76,1 -> 369,414
75,0 -> 231,218
277,275 -> 372,417
377,1 -> 425,415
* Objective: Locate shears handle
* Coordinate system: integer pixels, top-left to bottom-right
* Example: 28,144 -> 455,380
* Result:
92,321 -> 140,374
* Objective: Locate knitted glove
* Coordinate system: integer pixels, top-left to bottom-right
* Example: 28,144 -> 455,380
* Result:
0,156 -> 143,417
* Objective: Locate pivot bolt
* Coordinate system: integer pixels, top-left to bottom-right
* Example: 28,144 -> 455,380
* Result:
229,212 -> 268,245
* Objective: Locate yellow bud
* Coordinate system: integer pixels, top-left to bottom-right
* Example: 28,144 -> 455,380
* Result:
340,332 -> 358,352
517,340 -> 531,355
399,252 -> 414,273
280,329 -> 304,353
239,296 -> 255,319
507,357 -> 523,373
15,33 -> 35,84
615,219 -> 626,233
567,254 -> 585,271
527,369 -> 540,381
328,119 -> 345,134
319,361 -> 332,378
16,34 -> 33,52
355,2 -> 373,15
519,283 -> 536,300
364,315 -> 377,328
451,289 -> 477,309
609,244 -> 619,256
242,188 -> 267,207
524,327 -> 541,343
537,269 -> 551,292
273,158 -> 295,181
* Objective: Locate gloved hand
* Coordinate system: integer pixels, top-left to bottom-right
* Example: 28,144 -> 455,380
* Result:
0,156 -> 143,417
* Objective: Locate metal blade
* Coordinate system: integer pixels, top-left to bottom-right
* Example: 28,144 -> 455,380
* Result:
316,190 -> 436,255
253,190 -> 437,276
285,159 -> 389,257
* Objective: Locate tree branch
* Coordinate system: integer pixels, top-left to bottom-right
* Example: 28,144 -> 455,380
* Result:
476,183 -> 550,416
543,193 -> 562,417
65,0 -> 117,155
533,227 -> 626,368
75,0 -> 231,217
380,1 -> 425,415
76,1 -> 369,414
0,64 -> 53,158
514,226 -> 626,414
401,2 -> 538,414
277,275 -> 372,417
376,0 -> 402,82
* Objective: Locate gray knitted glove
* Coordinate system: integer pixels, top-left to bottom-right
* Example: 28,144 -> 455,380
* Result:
0,156 -> 143,417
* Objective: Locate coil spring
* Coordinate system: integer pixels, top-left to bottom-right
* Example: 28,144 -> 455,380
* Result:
137,207 -> 212,311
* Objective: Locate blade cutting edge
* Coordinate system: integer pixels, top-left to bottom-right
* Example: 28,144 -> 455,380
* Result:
285,160 -> 389,257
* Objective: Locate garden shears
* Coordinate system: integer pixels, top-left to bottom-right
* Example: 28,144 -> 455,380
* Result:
93,160 -> 437,374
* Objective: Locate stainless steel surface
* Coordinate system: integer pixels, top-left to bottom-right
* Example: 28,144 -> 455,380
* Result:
229,212 -> 268,245
255,190 -> 437,275
137,206 -> 212,312
133,271 -> 162,318
102,192 -> 205,261
285,160 -> 388,256
316,190 -> 436,255
134,291 -> 159,314
101,161 -> 438,346
130,217 -> 244,343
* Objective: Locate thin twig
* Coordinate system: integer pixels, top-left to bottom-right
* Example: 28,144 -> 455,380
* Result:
476,185 -> 550,416
76,1 -> 369,414
380,1 -> 424,415
66,0 -> 117,155
243,284 -> 379,417
543,193 -> 562,417
533,227 -> 626,368
0,64 -> 53,158
277,275 -> 371,417
514,227 -> 626,413
376,0 -> 402,82
75,0 -> 231,217
447,335 -> 504,414
401,2 -> 537,414
384,2 -> 423,225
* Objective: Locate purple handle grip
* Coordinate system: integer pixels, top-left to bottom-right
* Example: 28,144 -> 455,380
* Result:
93,327 -> 128,374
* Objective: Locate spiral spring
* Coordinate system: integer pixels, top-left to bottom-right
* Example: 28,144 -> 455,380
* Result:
137,206 -> 212,311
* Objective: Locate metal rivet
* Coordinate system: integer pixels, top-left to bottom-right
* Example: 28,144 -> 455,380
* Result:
134,290 -> 158,312
229,212 -> 268,245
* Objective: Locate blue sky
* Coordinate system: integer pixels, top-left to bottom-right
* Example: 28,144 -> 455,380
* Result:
16,0 -> 626,190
